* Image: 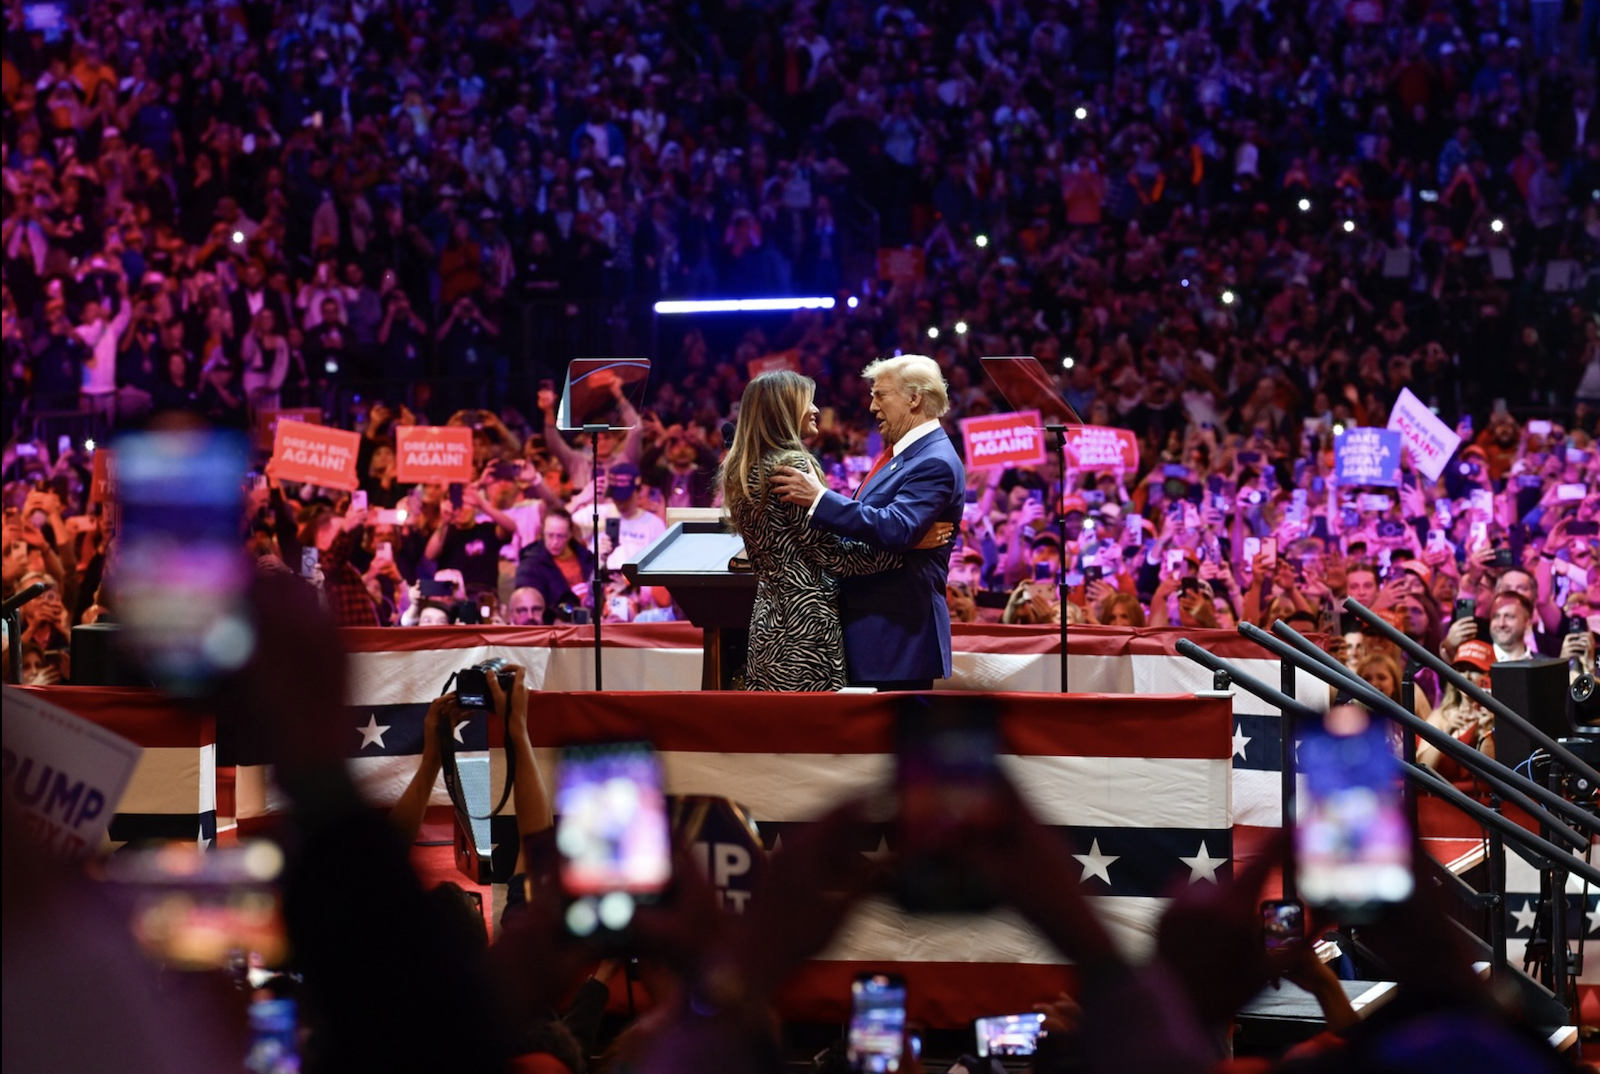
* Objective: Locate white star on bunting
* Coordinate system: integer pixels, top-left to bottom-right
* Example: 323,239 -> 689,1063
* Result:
1073,838 -> 1119,886
861,836 -> 893,864
1232,724 -> 1252,760
1511,900 -> 1539,934
1586,902 -> 1600,936
356,714 -> 390,750
453,719 -> 470,744
1179,841 -> 1228,884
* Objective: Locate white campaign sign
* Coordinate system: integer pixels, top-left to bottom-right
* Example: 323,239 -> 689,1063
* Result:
1387,387 -> 1462,482
1,686 -> 142,857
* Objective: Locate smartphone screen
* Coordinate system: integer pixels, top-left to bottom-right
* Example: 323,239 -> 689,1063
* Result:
1032,561 -> 1054,582
350,489 -> 367,511
1528,419 -> 1552,437
1469,489 -> 1493,516
246,997 -> 299,1074
895,697 -> 1003,912
1261,899 -> 1305,951
974,1012 -> 1046,1058
1296,707 -> 1414,917
1261,537 -> 1277,573
1242,536 -> 1262,561
554,742 -> 671,936
114,430 -> 254,693
1557,484 -> 1588,502
848,973 -> 906,1073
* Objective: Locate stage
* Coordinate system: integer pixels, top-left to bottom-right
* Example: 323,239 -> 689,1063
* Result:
17,622 -> 1599,1026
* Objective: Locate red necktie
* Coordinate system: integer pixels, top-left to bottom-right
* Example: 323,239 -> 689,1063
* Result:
853,448 -> 893,500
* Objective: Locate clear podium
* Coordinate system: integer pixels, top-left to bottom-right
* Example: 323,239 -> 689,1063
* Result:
623,521 -> 755,689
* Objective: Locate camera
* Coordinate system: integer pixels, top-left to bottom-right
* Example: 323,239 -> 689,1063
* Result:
456,658 -> 515,710
554,601 -> 592,625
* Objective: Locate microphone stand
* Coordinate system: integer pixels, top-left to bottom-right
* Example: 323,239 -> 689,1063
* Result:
584,426 -> 608,691
1045,424 -> 1069,694
3,582 -> 48,685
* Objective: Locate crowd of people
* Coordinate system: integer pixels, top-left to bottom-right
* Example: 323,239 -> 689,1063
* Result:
4,0 -> 1600,1068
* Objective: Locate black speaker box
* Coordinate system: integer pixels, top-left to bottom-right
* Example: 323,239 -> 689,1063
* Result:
1489,658 -> 1572,772
70,623 -> 151,687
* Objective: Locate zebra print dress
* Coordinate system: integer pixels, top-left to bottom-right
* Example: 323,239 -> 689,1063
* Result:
733,451 -> 899,691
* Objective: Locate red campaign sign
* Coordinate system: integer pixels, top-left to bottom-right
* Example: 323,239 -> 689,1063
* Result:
877,246 -> 926,283
271,419 -> 360,490
394,425 -> 475,484
254,406 -> 322,452
960,409 -> 1046,470
89,448 -> 113,504
748,350 -> 801,378
1062,424 -> 1140,472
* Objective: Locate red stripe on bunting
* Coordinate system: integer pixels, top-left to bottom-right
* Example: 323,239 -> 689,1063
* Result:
338,622 -> 1322,660
10,686 -> 215,749
778,961 -> 1081,1028
520,692 -> 1230,760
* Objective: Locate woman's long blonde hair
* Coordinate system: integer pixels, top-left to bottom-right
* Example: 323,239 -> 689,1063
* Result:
718,371 -> 815,533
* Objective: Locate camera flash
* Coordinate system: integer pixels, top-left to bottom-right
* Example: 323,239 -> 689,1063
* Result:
231,230 -> 245,244
1490,218 -> 1504,233
1062,356 -> 1075,369
974,234 -> 988,248
84,438 -> 96,452
846,296 -> 859,308
954,320 -> 968,335
1297,198 -> 1311,212
396,508 -> 408,522
1221,290 -> 1236,305
1342,219 -> 1355,233
1074,106 -> 1088,120
927,326 -> 939,340
325,359 -> 339,374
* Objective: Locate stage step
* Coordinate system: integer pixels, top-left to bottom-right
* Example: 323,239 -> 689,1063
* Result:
1234,977 -> 1397,1054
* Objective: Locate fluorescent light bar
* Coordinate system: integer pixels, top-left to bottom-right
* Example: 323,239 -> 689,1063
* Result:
653,297 -> 837,314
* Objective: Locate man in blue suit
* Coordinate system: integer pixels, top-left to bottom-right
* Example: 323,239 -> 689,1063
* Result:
771,355 -> 965,690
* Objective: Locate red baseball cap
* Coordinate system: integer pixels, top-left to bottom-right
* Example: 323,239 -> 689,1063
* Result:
1454,639 -> 1495,672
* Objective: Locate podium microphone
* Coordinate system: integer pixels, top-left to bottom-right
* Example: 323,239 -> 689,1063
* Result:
1,582 -> 47,616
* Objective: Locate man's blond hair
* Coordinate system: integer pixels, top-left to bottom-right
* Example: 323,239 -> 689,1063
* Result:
861,354 -> 950,419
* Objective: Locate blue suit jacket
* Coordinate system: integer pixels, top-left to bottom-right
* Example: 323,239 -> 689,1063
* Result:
811,428 -> 965,683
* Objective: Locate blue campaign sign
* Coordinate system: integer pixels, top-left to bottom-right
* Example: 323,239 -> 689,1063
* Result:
1334,428 -> 1402,488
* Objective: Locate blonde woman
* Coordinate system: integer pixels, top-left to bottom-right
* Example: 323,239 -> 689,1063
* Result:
720,371 -> 948,691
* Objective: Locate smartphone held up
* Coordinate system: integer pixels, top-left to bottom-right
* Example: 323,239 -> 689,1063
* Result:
1296,706 -> 1414,919
554,741 -> 673,939
114,429 -> 256,694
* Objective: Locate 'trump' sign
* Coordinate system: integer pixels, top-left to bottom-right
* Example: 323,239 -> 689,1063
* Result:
1387,388 -> 1462,482
960,410 -> 1046,470
395,426 -> 475,484
1333,428 -> 1401,487
1,687 -> 142,858
271,419 -> 360,489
